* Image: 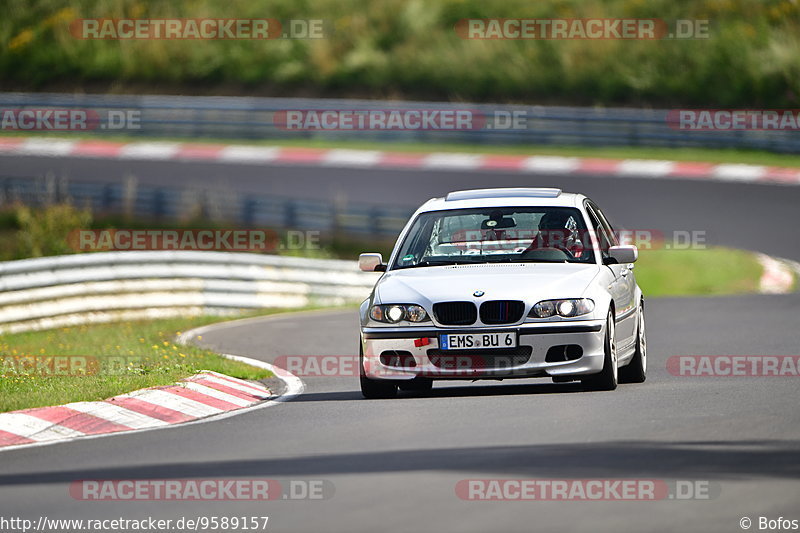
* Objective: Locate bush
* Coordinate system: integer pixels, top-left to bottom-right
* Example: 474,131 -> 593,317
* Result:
1,0 -> 798,107
13,203 -> 92,258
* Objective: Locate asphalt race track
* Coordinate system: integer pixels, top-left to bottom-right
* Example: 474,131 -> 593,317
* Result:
0,154 -> 799,533
4,153 -> 800,259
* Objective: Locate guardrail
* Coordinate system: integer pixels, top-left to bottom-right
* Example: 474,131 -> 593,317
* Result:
0,251 -> 379,334
0,175 -> 413,237
0,92 -> 797,153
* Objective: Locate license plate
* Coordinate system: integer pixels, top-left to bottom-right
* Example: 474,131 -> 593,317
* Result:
439,332 -> 517,350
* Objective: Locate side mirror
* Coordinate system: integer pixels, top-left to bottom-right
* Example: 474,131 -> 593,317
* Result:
605,245 -> 638,265
359,253 -> 386,272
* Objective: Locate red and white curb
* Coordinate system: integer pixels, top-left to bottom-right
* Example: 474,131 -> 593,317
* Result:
1,136 -> 799,185
757,254 -> 798,294
0,366 -> 300,452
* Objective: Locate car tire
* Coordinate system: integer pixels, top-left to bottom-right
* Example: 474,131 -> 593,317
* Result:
581,310 -> 618,391
619,303 -> 647,384
398,378 -> 433,393
359,343 -> 398,399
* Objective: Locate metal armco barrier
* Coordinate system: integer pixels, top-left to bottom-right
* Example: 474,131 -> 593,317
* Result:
0,92 -> 797,153
0,251 -> 379,333
0,176 -> 413,236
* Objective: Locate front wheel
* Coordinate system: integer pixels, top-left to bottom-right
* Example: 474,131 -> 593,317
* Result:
619,303 -> 647,384
581,310 -> 618,391
359,343 -> 398,399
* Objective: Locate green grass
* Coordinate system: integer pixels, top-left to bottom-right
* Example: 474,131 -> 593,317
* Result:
0,314 -> 279,413
635,246 -> 765,297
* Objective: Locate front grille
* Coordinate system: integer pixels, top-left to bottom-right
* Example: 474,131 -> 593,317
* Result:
433,301 -> 477,325
427,346 -> 532,369
479,300 -> 525,324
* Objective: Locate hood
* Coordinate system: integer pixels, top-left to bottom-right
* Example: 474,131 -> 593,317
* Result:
375,262 -> 600,306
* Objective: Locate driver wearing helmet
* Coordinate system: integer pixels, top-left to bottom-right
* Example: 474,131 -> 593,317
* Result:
524,210 -> 585,258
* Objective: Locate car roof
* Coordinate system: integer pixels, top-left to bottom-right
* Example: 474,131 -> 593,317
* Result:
416,188 -> 585,213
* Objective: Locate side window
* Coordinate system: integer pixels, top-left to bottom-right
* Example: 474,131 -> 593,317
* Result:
585,205 -> 612,257
590,202 -> 619,246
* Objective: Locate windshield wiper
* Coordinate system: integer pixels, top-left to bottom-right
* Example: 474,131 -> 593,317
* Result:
515,258 -> 569,263
396,260 -> 465,269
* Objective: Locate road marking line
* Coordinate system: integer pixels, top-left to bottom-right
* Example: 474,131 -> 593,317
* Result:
118,142 -> 181,160
479,155 -> 527,170
521,156 -> 580,173
712,164 -> 767,182
0,429 -> 34,446
423,153 -> 483,169
18,138 -> 77,156
3,136 -> 800,187
0,413 -> 85,441
71,140 -> 125,157
757,254 -> 796,294
181,382 -> 254,407
196,370 -> 271,393
194,374 -> 271,398
108,396 -> 197,423
617,159 -> 675,177
64,401 -> 169,429
24,406 -> 132,434
218,145 -> 280,162
322,149 -> 382,167
273,147 -> 326,162
188,375 -> 268,401
124,388 -> 224,417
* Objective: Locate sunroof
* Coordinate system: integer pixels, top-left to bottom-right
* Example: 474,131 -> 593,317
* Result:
445,188 -> 562,201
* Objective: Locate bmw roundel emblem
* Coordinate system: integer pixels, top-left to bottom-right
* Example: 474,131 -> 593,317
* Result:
473,290 -> 485,297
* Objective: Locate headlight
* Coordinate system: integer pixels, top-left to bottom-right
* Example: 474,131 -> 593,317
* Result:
557,300 -> 575,316
386,305 -> 405,323
530,299 -> 594,318
369,304 -> 430,323
405,305 -> 428,322
369,305 -> 384,322
531,300 -> 555,318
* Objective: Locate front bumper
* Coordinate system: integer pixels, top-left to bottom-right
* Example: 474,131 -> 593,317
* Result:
361,321 -> 606,381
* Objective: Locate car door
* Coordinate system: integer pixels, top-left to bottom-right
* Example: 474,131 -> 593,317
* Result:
590,201 -> 637,347
585,203 -> 633,348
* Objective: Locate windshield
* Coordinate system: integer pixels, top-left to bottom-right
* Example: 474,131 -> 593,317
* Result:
392,207 -> 595,269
